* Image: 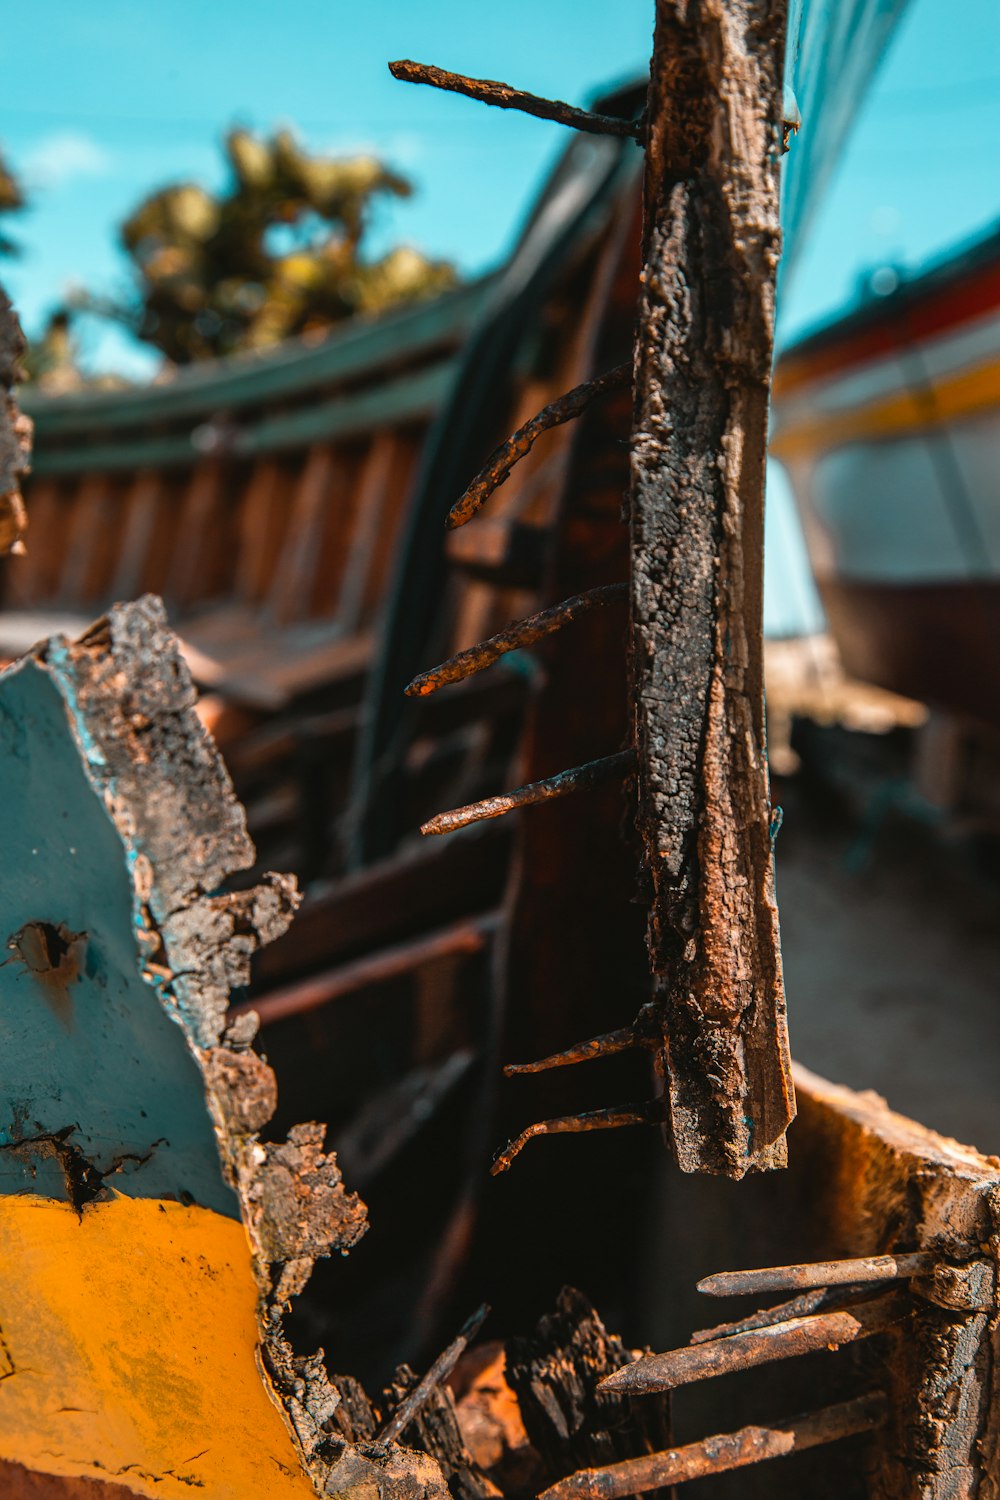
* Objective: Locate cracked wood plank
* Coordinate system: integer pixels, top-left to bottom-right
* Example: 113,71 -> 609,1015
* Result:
629,0 -> 794,1176
0,598 -> 450,1500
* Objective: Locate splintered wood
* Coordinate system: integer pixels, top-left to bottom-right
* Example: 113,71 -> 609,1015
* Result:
629,0 -> 794,1175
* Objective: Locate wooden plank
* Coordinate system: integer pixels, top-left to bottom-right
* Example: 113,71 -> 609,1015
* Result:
266,445 -> 340,625
336,431 -> 399,630
307,444 -> 367,620
56,472 -> 120,606
628,0 -> 793,1177
252,823 -> 512,986
109,468 -> 163,602
3,477 -> 63,606
163,460 -> 226,609
238,915 -> 499,1026
178,625 -> 373,711
357,430 -> 422,622
0,292 -> 29,558
234,456 -> 286,604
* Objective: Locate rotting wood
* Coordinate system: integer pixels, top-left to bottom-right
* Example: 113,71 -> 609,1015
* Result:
628,0 -> 794,1176
505,1288 -> 672,1483
0,286 -> 30,556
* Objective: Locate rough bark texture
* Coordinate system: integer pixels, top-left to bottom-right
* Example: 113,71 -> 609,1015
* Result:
0,286 -> 30,555
791,1064 -> 1000,1498
28,598 -> 458,1500
629,0 -> 794,1176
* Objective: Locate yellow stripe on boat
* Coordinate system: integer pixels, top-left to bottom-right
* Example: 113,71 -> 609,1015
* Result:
771,354 -> 1000,460
0,1194 -> 315,1499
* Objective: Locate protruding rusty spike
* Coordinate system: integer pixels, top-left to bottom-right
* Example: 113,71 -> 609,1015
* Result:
690,1286 -> 861,1345
388,61 -> 644,140
537,1393 -> 887,1500
420,749 -> 635,838
697,1250 -> 936,1299
406,583 -> 627,697
446,365 -> 632,530
597,1294 -> 909,1395
504,1020 -> 645,1077
376,1302 -> 490,1445
491,1101 -> 661,1176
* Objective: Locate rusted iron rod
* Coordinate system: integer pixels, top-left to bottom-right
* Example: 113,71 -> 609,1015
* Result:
445,365 -> 631,529
420,749 -> 635,838
504,1020 -> 643,1076
690,1287 -> 859,1345
698,1250 -> 936,1299
388,61 -> 643,139
491,1101 -> 660,1176
406,583 -> 627,698
538,1393 -> 887,1500
598,1294 -> 908,1395
376,1302 -> 490,1445
232,916 -> 499,1026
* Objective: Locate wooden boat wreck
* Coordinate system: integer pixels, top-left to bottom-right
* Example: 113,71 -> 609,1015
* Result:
5,0 -> 999,1495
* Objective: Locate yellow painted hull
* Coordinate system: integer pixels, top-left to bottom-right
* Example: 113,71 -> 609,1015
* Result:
0,1195 -> 315,1500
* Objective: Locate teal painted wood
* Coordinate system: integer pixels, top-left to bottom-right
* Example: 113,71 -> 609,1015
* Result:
30,358 -> 457,476
0,649 -> 238,1216
22,279 -> 488,438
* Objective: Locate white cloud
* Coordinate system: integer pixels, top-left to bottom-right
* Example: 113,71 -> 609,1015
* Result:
23,131 -> 113,188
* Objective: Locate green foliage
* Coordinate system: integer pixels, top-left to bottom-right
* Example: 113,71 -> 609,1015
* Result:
110,129 -> 458,363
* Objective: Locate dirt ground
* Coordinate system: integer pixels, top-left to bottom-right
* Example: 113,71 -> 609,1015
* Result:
773,722 -> 1000,1158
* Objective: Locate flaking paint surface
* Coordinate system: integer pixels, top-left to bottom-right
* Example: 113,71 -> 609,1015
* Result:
0,659 -> 236,1215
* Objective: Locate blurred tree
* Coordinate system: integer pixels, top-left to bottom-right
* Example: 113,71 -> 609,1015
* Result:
94,129 -> 458,364
0,148 -> 27,257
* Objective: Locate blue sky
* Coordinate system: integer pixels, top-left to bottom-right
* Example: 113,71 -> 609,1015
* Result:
4,0 -> 997,375
2,0 -> 998,632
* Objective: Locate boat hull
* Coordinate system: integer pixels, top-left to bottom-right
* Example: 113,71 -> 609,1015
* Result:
772,229 -> 1000,724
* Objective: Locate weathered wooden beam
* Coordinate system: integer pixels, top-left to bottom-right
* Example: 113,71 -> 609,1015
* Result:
628,0 -> 793,1176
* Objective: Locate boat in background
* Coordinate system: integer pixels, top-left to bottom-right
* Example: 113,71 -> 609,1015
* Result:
771,221 -> 1000,726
